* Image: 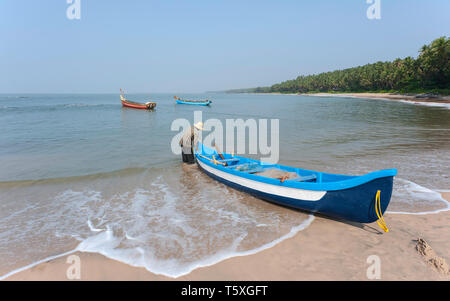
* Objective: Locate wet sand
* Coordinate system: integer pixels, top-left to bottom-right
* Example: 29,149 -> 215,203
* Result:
4,193 -> 450,281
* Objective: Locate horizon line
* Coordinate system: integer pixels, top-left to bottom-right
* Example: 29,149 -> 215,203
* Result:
0,91 -> 224,95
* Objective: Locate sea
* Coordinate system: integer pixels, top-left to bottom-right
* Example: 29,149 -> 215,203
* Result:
0,93 -> 449,278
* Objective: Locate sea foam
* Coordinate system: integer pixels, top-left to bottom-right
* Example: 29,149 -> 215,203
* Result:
0,174 -> 448,280
74,215 -> 315,278
388,178 -> 450,215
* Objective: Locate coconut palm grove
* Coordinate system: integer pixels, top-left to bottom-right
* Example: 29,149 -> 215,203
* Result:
230,37 -> 450,95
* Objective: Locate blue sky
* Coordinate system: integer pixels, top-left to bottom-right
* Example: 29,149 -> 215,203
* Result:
0,0 -> 449,93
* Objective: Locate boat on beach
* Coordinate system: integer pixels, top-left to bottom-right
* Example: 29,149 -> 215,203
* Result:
174,96 -> 211,106
195,143 -> 396,225
120,89 -> 157,110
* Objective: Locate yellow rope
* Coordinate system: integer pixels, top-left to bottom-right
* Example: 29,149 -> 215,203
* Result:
375,190 -> 389,232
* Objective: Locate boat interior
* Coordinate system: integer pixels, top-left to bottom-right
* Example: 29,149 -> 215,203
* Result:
197,150 -> 360,184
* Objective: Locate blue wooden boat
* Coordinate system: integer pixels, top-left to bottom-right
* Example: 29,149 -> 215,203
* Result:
174,96 -> 211,106
195,143 -> 396,225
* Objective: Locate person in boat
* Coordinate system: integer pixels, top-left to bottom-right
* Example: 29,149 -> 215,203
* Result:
179,122 -> 204,164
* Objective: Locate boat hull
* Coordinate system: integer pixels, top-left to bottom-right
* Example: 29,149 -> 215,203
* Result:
175,99 -> 211,106
196,156 -> 394,224
121,100 -> 156,110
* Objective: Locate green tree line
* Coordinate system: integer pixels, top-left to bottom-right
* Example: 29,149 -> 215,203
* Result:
232,37 -> 449,95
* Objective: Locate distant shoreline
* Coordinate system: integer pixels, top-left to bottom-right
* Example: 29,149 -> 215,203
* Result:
237,92 -> 450,107
299,93 -> 450,105
301,92 -> 450,103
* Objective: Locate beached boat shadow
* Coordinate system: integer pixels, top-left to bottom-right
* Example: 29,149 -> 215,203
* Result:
312,211 -> 383,234
238,194 -> 384,234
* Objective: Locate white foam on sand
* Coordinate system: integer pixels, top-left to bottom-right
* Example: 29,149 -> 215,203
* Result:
0,215 -> 315,280
0,175 -> 316,280
0,249 -> 77,281
396,99 -> 450,109
388,178 -> 450,215
1,176 -> 447,280
75,215 -> 315,278
87,220 -> 104,232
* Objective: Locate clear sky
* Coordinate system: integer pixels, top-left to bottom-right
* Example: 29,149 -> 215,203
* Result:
1,0 -> 449,93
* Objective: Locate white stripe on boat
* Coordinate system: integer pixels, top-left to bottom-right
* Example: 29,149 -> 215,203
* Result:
198,160 -> 327,202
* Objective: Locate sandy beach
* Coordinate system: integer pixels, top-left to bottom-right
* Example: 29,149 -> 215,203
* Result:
299,92 -> 450,105
244,92 -> 450,107
4,192 -> 449,281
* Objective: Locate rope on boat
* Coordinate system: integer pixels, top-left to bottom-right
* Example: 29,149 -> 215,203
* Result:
375,190 -> 389,232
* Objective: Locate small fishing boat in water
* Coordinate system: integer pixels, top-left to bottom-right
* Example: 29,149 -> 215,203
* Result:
195,143 -> 396,227
174,96 -> 211,106
120,89 -> 157,110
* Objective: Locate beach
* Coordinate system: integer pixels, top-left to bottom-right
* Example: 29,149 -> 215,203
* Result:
4,192 -> 449,281
1,93 -> 449,281
299,92 -> 450,106
244,92 -> 450,107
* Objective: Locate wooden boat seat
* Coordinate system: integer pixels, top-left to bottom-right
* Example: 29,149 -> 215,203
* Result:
243,168 -> 265,174
225,163 -> 249,169
217,158 -> 240,163
287,175 -> 317,182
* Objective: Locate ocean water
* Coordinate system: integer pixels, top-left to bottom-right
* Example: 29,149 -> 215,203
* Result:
0,93 -> 449,278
